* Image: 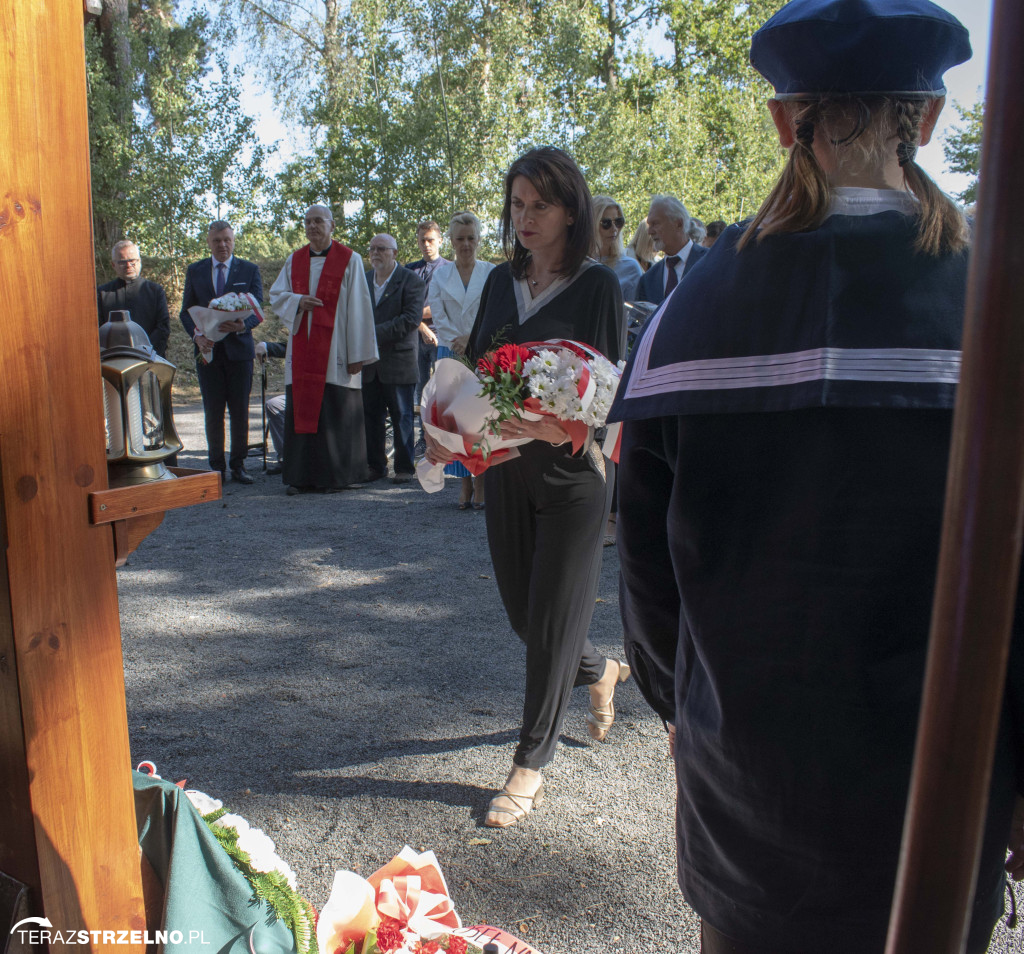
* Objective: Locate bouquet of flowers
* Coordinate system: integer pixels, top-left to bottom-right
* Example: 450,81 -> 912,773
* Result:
415,339 -> 623,493
141,763 -> 542,954
188,293 -> 265,363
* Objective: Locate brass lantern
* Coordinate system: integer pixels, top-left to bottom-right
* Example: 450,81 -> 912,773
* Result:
99,310 -> 182,486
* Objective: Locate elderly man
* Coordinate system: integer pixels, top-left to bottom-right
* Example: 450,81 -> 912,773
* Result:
179,221 -> 264,483
635,195 -> 709,306
270,205 -> 378,494
97,240 -> 171,357
363,234 -> 425,483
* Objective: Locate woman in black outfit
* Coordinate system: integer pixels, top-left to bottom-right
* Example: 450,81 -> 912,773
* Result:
425,147 -> 629,827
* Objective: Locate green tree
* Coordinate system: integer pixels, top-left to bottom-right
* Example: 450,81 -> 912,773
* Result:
86,1 -> 272,284
943,98 -> 983,205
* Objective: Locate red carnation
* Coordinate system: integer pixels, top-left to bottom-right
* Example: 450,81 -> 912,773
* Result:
414,942 -> 440,954
477,343 -> 531,379
375,917 -> 405,953
446,938 -> 468,954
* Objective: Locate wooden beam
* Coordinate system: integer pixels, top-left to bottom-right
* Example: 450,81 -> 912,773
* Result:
885,0 -> 1024,950
0,1 -> 145,947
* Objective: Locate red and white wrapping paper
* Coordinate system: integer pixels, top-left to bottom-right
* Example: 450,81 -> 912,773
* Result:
415,358 -> 537,493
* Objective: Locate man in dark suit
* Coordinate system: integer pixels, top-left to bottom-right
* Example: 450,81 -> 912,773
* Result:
363,233 -> 426,483
634,195 -> 708,306
179,220 -> 264,483
97,240 -> 171,357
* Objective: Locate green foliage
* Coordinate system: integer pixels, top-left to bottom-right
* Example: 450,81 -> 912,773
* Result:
229,0 -> 789,260
86,1 -> 271,291
943,97 -> 983,205
203,809 -> 318,954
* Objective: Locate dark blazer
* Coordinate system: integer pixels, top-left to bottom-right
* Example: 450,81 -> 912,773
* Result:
363,265 -> 425,385
179,256 -> 264,361
634,243 -> 708,306
97,277 -> 171,357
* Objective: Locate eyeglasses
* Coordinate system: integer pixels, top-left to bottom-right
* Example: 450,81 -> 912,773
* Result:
600,217 -> 625,230
368,245 -> 396,253
304,217 -> 329,226
115,259 -> 140,265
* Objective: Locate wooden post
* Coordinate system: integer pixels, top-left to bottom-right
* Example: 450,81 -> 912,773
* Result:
885,0 -> 1024,951
0,0 -> 146,948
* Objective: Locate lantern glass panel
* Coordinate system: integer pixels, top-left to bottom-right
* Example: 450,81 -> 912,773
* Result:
103,379 -> 125,459
126,370 -> 165,453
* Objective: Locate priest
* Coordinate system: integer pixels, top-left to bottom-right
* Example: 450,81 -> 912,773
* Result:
269,205 -> 378,494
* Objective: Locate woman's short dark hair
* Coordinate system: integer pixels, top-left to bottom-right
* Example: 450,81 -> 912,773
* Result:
500,147 -> 594,279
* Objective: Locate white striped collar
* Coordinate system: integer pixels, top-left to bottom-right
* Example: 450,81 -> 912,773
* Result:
827,187 -> 920,218
514,259 -> 596,324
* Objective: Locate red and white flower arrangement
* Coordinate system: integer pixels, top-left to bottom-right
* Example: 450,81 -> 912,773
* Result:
415,339 -> 623,492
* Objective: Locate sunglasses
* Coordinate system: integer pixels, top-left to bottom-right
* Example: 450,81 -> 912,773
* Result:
600,216 -> 625,230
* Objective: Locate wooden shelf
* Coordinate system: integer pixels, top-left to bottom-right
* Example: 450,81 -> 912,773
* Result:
89,467 -> 221,525
88,467 -> 222,566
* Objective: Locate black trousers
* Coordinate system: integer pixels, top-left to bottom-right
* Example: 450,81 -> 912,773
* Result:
484,440 -> 612,769
197,350 -> 252,472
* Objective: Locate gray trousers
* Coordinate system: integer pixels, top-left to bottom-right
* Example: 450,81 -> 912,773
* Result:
266,393 -> 286,460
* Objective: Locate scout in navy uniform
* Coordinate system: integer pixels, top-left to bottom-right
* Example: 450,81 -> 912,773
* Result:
609,2 -> 1024,952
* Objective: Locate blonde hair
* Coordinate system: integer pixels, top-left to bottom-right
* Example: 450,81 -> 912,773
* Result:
447,210 -> 481,238
626,219 -> 656,270
592,195 -> 626,261
739,96 -> 968,256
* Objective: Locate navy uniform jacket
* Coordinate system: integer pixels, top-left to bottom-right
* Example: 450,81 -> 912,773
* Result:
178,257 -> 264,362
609,194 -> 1024,953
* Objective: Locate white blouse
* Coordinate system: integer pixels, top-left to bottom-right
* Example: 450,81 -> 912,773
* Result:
426,259 -> 495,349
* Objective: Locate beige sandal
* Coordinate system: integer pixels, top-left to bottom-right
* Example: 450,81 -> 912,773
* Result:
484,783 -> 545,828
587,661 -> 631,742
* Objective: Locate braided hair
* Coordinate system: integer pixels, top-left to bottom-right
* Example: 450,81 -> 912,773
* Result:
738,97 -> 968,256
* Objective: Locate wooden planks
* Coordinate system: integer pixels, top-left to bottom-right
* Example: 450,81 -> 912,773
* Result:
89,470 -> 221,525
0,1 -> 145,948
885,1 -> 1024,951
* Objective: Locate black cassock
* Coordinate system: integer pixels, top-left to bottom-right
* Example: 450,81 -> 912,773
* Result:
468,261 -> 624,770
609,197 -> 1024,953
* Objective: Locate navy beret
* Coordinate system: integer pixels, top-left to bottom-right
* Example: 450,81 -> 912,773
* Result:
750,0 -> 971,100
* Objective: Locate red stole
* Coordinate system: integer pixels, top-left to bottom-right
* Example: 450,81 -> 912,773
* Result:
290,241 -> 353,433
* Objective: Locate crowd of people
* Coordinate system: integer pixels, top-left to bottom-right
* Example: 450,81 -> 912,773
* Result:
98,0 -> 1024,952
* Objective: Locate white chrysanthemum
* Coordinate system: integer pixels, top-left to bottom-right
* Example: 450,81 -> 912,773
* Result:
214,813 -> 250,835
185,790 -> 223,815
237,826 -> 280,874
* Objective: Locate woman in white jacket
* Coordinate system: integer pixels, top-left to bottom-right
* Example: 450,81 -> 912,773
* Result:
427,211 -> 495,509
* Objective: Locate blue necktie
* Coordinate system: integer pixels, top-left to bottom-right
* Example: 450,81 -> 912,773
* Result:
216,262 -> 226,296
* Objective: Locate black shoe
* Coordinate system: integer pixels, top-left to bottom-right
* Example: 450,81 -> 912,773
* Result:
266,462 -> 283,476
365,470 -> 387,482
391,472 -> 415,484
230,467 -> 254,484
286,485 -> 305,496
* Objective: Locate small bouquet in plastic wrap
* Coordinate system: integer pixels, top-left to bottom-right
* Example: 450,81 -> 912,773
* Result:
415,339 -> 623,493
188,292 -> 265,363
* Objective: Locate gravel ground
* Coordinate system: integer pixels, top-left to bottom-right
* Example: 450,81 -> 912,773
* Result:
115,401 -> 1021,954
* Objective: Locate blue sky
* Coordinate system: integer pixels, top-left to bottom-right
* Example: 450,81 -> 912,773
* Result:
237,0 -> 990,201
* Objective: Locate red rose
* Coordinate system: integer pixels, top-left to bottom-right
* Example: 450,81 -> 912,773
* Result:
446,938 -> 468,954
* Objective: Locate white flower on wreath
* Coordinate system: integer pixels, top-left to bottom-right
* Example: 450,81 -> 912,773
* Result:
236,826 -> 281,874
185,790 -> 223,815
215,813 -> 251,835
